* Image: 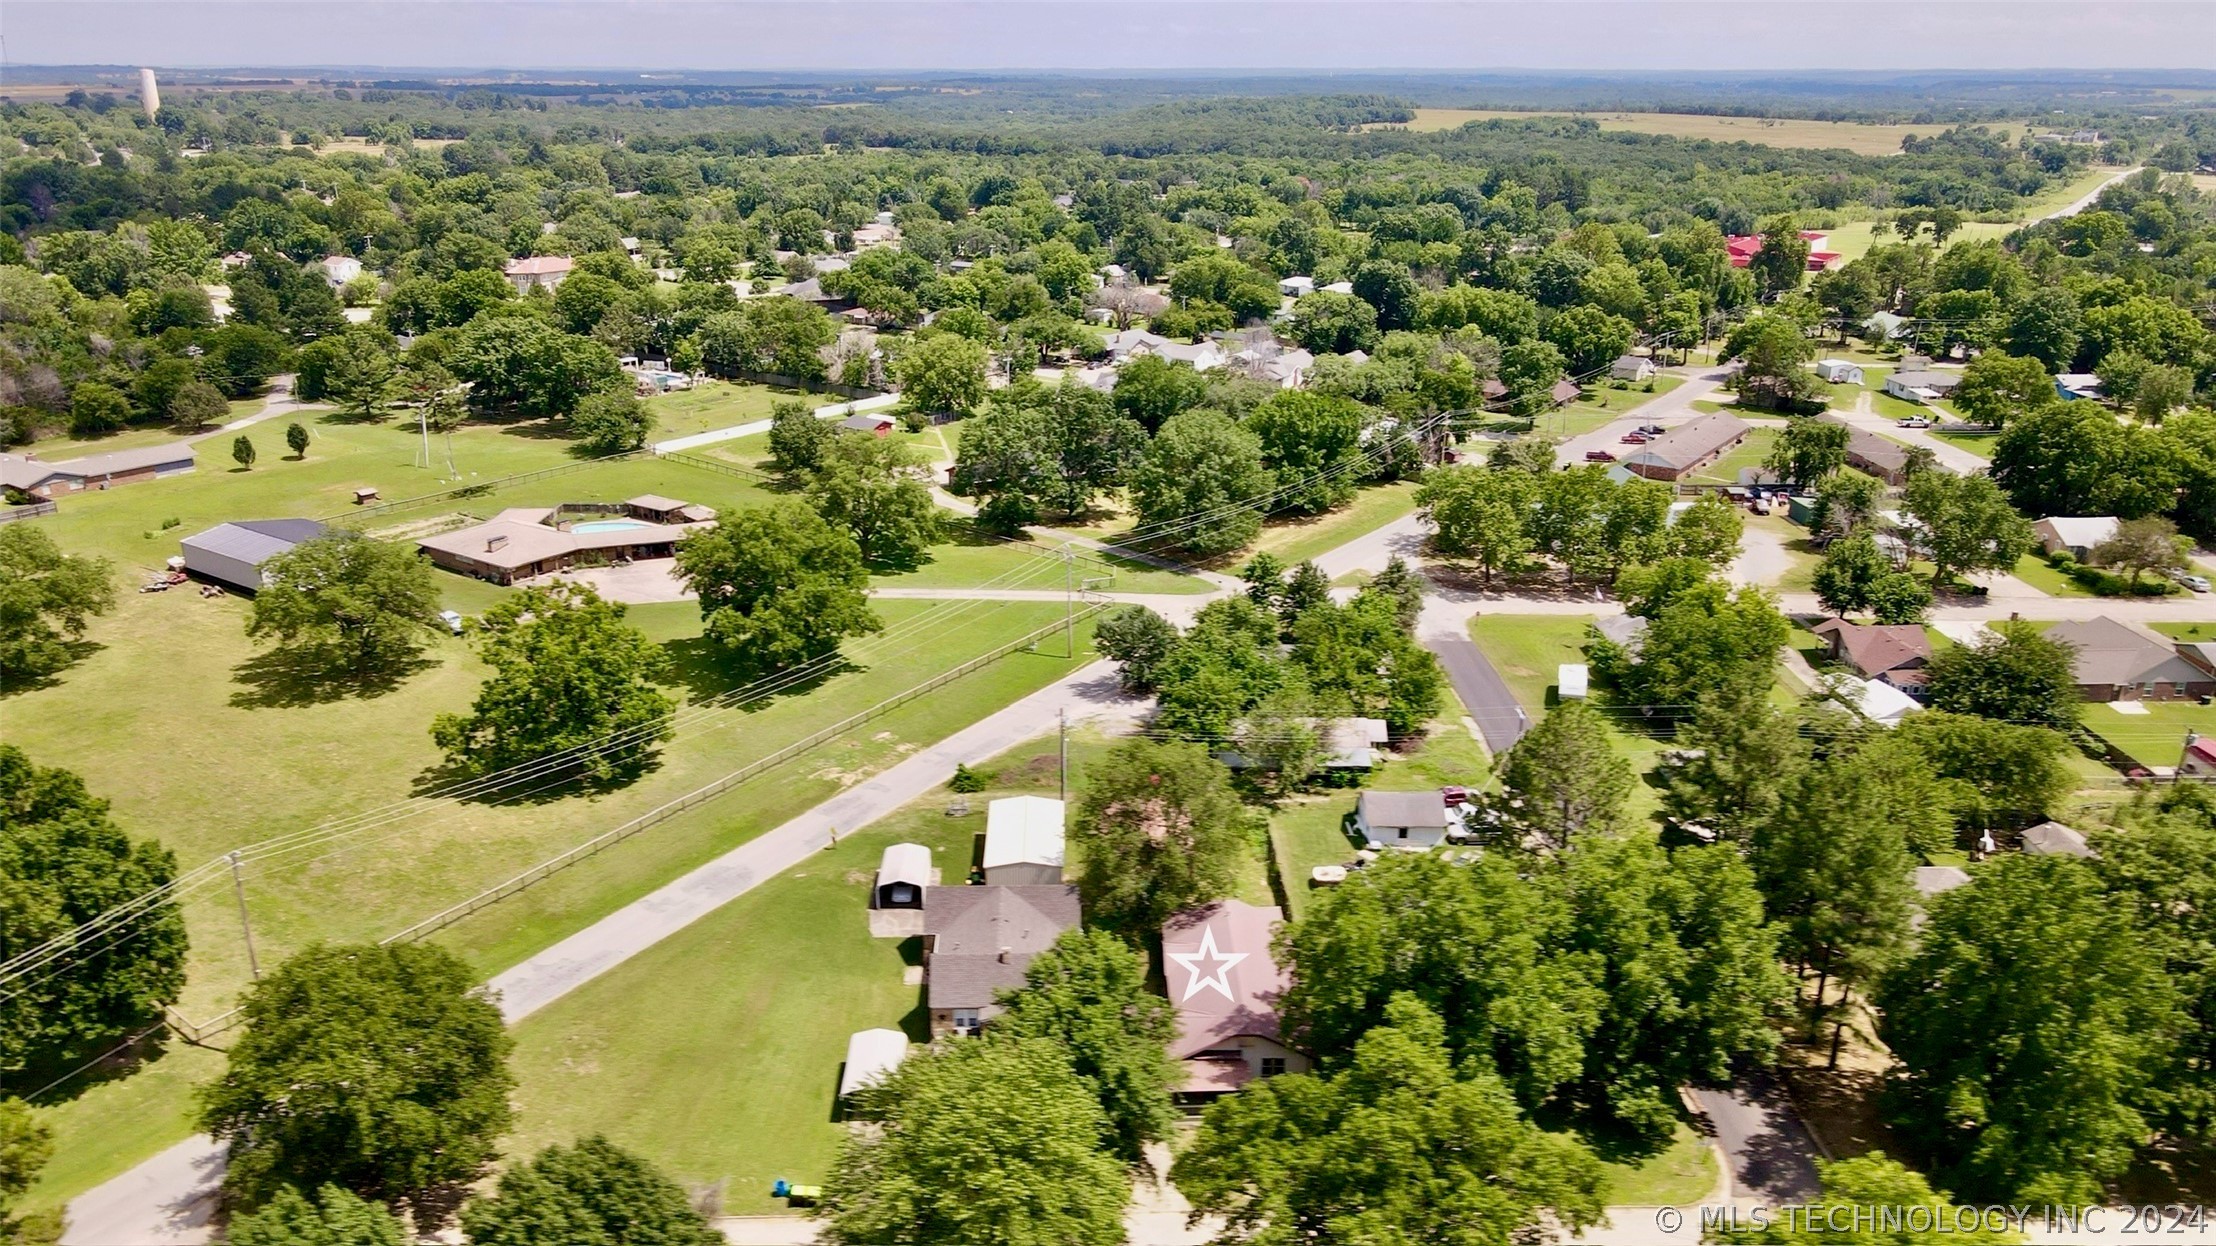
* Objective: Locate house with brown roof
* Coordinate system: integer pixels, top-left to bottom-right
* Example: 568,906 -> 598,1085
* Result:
919,884 -> 1081,1036
1619,413 -> 1751,482
1817,414 -> 1911,485
414,498 -> 716,585
2046,616 -> 2216,702
502,255 -> 574,293
1812,618 -> 1933,695
1163,900 -> 1309,1101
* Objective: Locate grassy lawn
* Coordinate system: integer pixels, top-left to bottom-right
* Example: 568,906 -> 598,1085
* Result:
1597,1121 -> 1720,1205
2081,700 -> 2216,771
14,596 -> 1104,1209
1247,480 -> 1421,566
1544,376 -> 1686,439
1683,427 -> 1776,487
640,380 -> 813,440
867,526 -> 1209,595
2009,553 -> 2094,598
1926,427 -> 1999,460
2151,622 -> 2216,642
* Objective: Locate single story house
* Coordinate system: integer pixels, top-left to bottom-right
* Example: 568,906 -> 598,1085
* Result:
1218,717 -> 1391,774
502,255 -> 573,293
1913,865 -> 1971,898
2033,516 -> 2119,561
2055,373 -> 2106,402
1,443 -> 196,499
1549,378 -> 1583,406
837,1028 -> 909,1104
2180,643 -> 2216,682
1354,790 -> 1454,850
319,255 -> 363,287
1864,311 -> 1909,341
415,499 -> 716,586
920,883 -> 1081,1035
1883,368 -> 1962,404
179,519 -> 327,593
837,412 -> 896,436
874,842 -> 931,910
1846,676 -> 1923,727
1816,359 -> 1865,385
1812,618 -> 1932,695
1278,276 -> 1315,298
982,796 -> 1065,886
2179,735 -> 2216,778
1593,614 -> 1649,657
1163,900 -> 1310,1101
1558,663 -> 1589,699
2047,616 -> 2216,702
1610,355 -> 1656,383
1817,414 -> 1911,485
1322,280 -> 1354,295
2021,821 -> 2094,858
1620,413 -> 1751,482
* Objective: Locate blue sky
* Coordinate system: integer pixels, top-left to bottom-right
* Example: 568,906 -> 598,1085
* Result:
7,1 -> 2213,71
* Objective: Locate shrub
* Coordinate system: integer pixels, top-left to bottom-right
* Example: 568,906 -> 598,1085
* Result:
948,763 -> 987,794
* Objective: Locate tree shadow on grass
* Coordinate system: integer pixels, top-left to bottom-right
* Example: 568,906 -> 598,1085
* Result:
407,739 -> 668,804
15,1019 -> 179,1108
657,635 -> 854,706
0,640 -> 104,698
229,643 -> 435,709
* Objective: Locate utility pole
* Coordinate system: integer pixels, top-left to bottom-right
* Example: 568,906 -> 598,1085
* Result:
1059,707 -> 1068,804
1063,547 -> 1076,658
227,852 -> 260,980
416,402 -> 431,472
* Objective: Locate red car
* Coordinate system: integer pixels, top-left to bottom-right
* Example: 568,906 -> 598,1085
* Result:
1620,432 -> 1650,444
1584,449 -> 1616,462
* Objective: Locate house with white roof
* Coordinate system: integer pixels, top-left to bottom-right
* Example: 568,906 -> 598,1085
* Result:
319,255 -> 363,287
982,795 -> 1066,886
2033,516 -> 2120,561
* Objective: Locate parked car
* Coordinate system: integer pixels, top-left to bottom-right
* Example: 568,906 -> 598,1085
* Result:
1638,423 -> 1665,435
1898,417 -> 1932,429
1584,449 -> 1616,462
1620,432 -> 1650,444
2175,572 -> 2212,593
438,610 -> 466,635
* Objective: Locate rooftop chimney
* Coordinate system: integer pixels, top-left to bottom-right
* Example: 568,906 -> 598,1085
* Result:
997,947 -> 1011,964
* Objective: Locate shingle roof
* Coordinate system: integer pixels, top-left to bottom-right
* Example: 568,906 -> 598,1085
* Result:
1913,865 -> 1971,896
3,442 -> 197,485
1622,413 -> 1749,473
2047,616 -> 2207,690
2021,821 -> 2094,858
1812,618 -> 1931,677
1818,414 -> 1909,477
1358,790 -> 1450,829
503,255 -> 574,275
922,885 -> 1081,1009
2034,516 -> 2119,551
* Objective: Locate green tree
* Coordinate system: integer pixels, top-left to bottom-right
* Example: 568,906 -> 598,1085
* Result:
2091,515 -> 2189,587
1747,217 -> 1812,298
1110,353 -> 1209,434
806,433 -> 945,567
1286,290 -> 1379,355
232,434 -> 257,470
893,332 -> 989,419
67,380 -> 132,438
430,582 -> 674,784
1723,313 -> 1823,410
1496,699 -> 1634,851
0,1097 -> 55,1244
1812,531 -> 1888,617
248,534 -> 440,679
1497,339 -> 1566,418
198,942 -> 515,1211
766,400 -> 830,476
1351,259 -> 1420,332
949,403 -> 1052,530
320,331 -> 401,423
0,748 -> 187,1076
0,524 -> 116,683
992,928 -> 1180,1163
1418,467 -> 1534,585
1895,711 -> 2073,832
2095,798 -> 2216,1139
1764,418 -> 1850,485
1924,618 -> 2081,730
131,356 -> 199,426
1132,410 -> 1272,556
1877,854 -> 2182,1203
2135,364 -> 2195,424
1036,380 -> 1147,518
672,500 -> 880,673
2001,285 -> 2082,372
1951,351 -> 2058,428
1901,471 -> 2036,588
1662,681 -> 1809,844
568,391 -> 654,454
285,421 -> 311,459
228,1185 -> 409,1246
167,379 -> 229,432
1868,572 -> 1934,625
1666,492 -> 1746,566
1543,304 -> 1637,374
447,317 -> 624,419
1094,604 -> 1179,693
1173,995 -> 1605,1246
1608,580 -> 1788,711
1072,738 -> 1251,936
821,1040 -> 1127,1246
1247,391 -> 1367,515
460,1136 -> 721,1246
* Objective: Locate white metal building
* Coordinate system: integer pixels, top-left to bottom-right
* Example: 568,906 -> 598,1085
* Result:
179,519 -> 327,593
982,796 -> 1066,886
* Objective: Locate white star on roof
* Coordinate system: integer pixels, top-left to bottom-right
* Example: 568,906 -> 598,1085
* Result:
1168,925 -> 1248,1004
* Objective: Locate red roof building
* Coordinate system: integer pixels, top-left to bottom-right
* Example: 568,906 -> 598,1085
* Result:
1725,233 -> 1844,272
1162,900 -> 1310,1100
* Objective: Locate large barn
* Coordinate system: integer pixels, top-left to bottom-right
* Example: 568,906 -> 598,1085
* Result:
179,519 -> 328,593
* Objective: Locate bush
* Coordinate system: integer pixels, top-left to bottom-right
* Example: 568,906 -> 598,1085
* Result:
948,763 -> 987,794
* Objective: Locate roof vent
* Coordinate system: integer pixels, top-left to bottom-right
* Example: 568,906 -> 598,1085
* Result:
486,534 -> 508,553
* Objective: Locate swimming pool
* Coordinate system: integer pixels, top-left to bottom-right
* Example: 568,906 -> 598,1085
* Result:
572,519 -> 648,534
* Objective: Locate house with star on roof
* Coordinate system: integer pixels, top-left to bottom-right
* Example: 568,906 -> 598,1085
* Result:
1161,899 -> 1309,1104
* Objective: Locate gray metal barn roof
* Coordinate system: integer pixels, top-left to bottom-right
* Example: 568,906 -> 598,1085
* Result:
180,519 -> 327,565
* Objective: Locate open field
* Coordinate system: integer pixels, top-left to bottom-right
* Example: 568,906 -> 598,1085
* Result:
1686,426 -> 1777,486
640,379 -> 817,440
1467,614 -> 1682,824
1925,426 -> 1998,460
1544,376 -> 1686,439
1381,108 -> 1982,155
1246,480 -> 1422,565
13,592 -> 1103,1208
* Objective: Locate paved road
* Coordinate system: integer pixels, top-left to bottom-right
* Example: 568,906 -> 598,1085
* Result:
1419,589 -> 1530,754
1690,1072 -> 1823,1205
2037,166 -> 2144,224
1553,369 -> 1730,468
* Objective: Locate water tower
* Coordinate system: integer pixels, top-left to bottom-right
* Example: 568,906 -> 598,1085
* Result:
139,68 -> 160,121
